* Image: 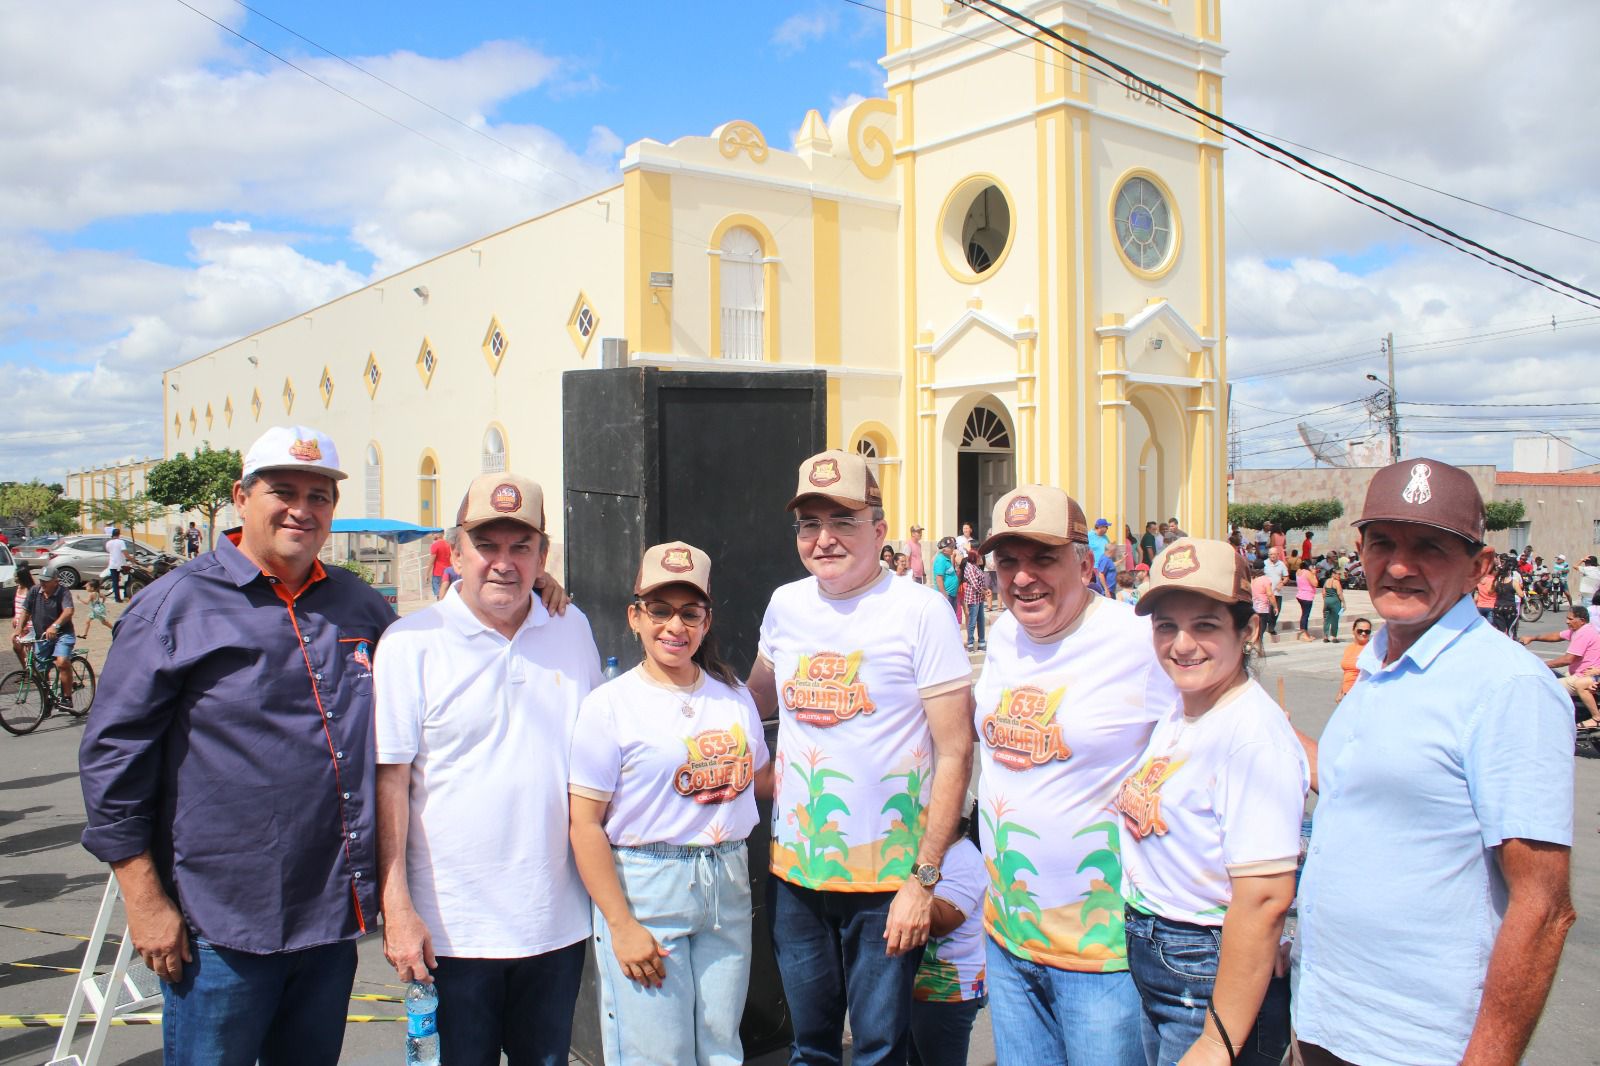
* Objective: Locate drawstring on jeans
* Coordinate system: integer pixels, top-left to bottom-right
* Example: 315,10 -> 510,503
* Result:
692,848 -> 723,931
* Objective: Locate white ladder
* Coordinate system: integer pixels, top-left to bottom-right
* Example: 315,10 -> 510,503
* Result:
48,873 -> 163,1066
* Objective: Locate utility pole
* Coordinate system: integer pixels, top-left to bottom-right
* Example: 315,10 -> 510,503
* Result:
1383,331 -> 1400,461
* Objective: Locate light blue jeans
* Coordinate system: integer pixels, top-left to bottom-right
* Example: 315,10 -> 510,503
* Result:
984,937 -> 1144,1066
594,840 -> 752,1066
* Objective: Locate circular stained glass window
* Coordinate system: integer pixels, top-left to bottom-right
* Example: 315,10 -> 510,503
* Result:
1113,175 -> 1174,273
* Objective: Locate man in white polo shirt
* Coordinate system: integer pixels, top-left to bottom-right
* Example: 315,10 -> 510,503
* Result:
374,472 -> 602,1066
974,485 -> 1180,1066
747,449 -> 974,1066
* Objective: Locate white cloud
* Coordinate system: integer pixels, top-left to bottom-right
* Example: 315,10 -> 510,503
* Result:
772,10 -> 839,54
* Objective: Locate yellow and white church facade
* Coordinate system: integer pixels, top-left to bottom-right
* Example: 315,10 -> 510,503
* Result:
165,0 -> 1228,546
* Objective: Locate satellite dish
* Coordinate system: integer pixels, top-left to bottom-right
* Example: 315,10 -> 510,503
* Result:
1298,423 -> 1349,467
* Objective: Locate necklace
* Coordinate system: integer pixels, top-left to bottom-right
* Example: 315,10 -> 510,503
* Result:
637,664 -> 704,718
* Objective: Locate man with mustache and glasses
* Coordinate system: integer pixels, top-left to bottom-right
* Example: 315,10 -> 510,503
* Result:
1293,459 -> 1575,1066
746,449 -> 974,1066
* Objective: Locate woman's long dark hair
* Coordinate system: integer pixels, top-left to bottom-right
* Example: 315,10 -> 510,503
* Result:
631,585 -> 743,689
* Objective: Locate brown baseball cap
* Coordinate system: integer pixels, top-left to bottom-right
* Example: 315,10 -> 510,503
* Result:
1353,458 -> 1486,545
977,484 -> 1089,554
787,449 -> 883,511
457,472 -> 545,532
635,540 -> 712,598
1135,538 -> 1252,616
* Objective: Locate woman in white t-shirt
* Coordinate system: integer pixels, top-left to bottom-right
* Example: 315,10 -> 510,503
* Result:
1114,538 -> 1309,1066
569,541 -> 772,1066
909,806 -> 990,1066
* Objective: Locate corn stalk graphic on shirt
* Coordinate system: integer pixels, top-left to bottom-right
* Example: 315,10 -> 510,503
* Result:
760,574 -> 973,892
973,603 -> 1176,971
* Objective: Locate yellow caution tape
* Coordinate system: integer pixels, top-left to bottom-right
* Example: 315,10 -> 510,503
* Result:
1,961 -> 81,974
0,921 -> 109,943
0,1013 -> 404,1028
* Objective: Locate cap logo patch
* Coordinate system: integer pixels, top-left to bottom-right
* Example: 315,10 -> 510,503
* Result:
808,459 -> 841,488
661,547 -> 693,573
1401,463 -> 1433,505
1004,496 -> 1036,528
1161,545 -> 1201,579
490,483 -> 523,513
288,438 -> 322,461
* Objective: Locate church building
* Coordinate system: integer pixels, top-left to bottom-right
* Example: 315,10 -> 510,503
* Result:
165,0 -> 1228,551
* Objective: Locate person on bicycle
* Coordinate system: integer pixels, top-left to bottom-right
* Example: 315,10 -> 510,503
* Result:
16,564 -> 75,711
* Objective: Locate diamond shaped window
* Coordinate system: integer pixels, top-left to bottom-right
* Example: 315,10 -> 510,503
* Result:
566,293 -> 600,357
251,388 -> 262,421
319,366 -> 334,408
174,413 -> 182,438
416,338 -> 438,388
282,378 -> 295,414
223,396 -> 234,426
205,403 -> 214,430
482,317 -> 509,375
364,353 -> 382,397
189,407 -> 198,433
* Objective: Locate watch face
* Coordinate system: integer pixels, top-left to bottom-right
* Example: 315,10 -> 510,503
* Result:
1114,176 -> 1173,272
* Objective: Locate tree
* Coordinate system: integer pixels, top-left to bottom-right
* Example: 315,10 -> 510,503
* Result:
1484,499 -> 1525,532
86,474 -> 167,532
1227,499 -> 1345,532
146,447 -> 243,550
0,480 -> 79,535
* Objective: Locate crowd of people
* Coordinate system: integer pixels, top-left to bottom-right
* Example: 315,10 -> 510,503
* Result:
68,426 -> 1579,1066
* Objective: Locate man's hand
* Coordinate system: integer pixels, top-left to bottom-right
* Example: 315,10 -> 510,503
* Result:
884,879 -> 932,956
535,574 -> 571,616
125,890 -> 192,985
611,919 -> 670,988
382,904 -> 437,983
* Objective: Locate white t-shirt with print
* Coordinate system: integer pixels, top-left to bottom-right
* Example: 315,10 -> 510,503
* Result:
974,597 -> 1178,973
914,838 -> 988,1003
569,667 -> 770,847
374,588 -> 602,958
1117,680 -> 1310,926
759,571 -> 971,893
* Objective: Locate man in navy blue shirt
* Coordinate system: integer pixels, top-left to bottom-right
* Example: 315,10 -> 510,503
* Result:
79,425 -> 395,1066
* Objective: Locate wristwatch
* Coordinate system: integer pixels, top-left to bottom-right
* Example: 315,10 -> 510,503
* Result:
911,862 -> 942,888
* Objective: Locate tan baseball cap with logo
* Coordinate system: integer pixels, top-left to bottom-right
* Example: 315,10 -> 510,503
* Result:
456,472 -> 545,532
1135,538 -> 1252,616
787,449 -> 883,511
635,541 -> 712,598
977,484 -> 1089,554
1353,458 -> 1487,545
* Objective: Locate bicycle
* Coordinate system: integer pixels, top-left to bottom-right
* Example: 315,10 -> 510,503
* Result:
0,635 -> 97,735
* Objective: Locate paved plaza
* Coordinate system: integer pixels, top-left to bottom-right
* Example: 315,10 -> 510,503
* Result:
1,595 -> 1595,1064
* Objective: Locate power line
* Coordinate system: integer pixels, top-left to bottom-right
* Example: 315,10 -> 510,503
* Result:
1402,399 -> 1600,409
966,0 -> 1600,312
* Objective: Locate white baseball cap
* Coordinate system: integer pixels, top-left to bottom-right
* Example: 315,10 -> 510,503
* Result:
242,426 -> 347,482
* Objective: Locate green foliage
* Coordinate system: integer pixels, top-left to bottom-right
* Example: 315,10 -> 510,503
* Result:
1073,821 -> 1128,958
37,508 -> 81,536
913,939 -> 963,1001
981,804 -> 1048,952
1484,499 -> 1526,532
0,480 -> 64,530
86,489 -> 165,531
878,766 -> 928,881
785,753 -> 855,887
1227,499 -> 1345,532
335,558 -> 376,584
146,447 -> 243,550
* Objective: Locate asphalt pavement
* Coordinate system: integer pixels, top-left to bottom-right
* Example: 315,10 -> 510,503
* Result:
1,595 -> 1594,1064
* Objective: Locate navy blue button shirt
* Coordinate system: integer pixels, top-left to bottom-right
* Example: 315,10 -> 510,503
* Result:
80,534 -> 395,954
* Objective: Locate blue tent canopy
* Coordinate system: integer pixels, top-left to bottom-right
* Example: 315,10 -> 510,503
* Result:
329,518 -> 442,545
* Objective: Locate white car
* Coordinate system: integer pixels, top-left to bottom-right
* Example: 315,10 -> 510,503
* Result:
0,543 -> 16,617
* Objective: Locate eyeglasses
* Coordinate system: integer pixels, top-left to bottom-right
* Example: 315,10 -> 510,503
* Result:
1353,628 -> 1371,636
635,600 -> 709,626
793,517 -> 869,539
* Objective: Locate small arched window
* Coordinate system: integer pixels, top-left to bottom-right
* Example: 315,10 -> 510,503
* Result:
719,227 -> 764,360
482,425 -> 507,474
365,443 -> 382,519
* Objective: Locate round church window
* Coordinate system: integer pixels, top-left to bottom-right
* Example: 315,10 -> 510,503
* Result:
1113,174 -> 1177,275
939,176 -> 1016,283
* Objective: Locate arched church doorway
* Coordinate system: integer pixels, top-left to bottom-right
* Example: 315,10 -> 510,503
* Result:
1124,389 -> 1185,536
956,399 -> 1015,543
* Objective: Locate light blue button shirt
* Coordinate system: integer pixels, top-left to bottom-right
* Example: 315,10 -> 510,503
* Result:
1291,595 -> 1573,1066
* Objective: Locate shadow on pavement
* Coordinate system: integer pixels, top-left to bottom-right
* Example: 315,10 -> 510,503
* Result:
0,773 -> 79,793
0,870 -> 106,910
0,821 -> 88,860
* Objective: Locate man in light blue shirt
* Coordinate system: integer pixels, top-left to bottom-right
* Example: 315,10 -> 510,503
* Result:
1087,517 -> 1111,564
1292,459 -> 1575,1066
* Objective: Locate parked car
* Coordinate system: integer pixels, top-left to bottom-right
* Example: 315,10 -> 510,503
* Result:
12,535 -> 59,565
45,535 -> 186,590
0,543 -> 15,617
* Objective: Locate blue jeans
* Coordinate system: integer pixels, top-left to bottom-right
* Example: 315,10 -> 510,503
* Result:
965,603 -> 986,648
431,574 -> 443,597
768,876 -> 924,1066
1124,908 -> 1290,1066
909,995 -> 987,1066
433,941 -> 586,1066
162,937 -> 356,1066
594,841 -> 752,1066
984,937 -> 1143,1066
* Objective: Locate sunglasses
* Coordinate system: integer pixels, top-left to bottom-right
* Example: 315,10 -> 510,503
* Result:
1353,628 -> 1371,636
635,600 -> 709,626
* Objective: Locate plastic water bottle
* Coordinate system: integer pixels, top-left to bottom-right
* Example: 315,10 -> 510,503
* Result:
405,980 -> 439,1066
604,655 -> 622,680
